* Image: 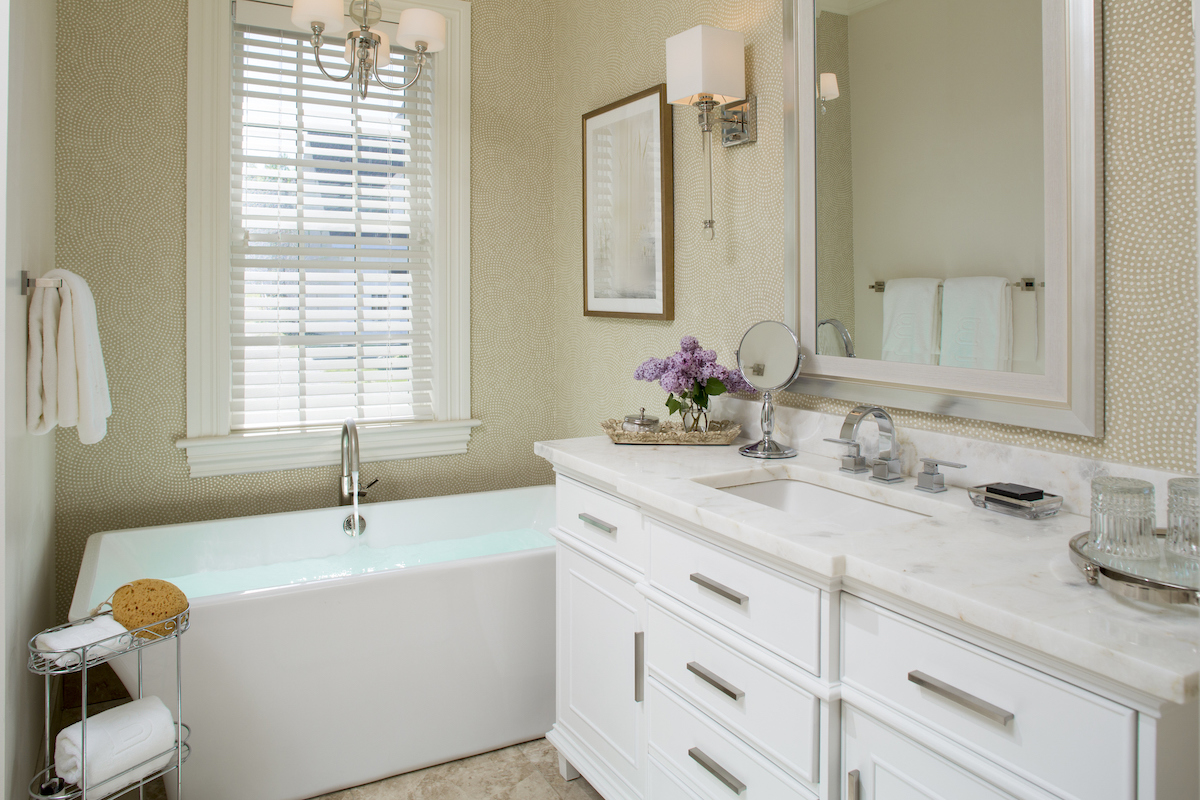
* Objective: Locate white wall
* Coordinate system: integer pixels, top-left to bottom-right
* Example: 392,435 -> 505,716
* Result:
3,0 -> 57,795
847,0 -> 1045,372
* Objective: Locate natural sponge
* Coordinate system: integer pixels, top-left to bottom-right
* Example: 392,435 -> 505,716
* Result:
111,579 -> 188,638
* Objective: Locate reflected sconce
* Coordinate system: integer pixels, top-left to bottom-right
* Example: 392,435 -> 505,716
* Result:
665,24 -> 757,239
819,72 -> 840,115
291,0 -> 447,99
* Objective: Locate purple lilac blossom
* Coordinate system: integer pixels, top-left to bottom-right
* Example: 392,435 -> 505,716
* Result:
633,336 -> 757,400
634,357 -> 668,382
679,336 -> 699,353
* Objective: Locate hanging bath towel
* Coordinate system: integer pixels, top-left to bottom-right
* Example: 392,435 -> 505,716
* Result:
27,269 -> 112,443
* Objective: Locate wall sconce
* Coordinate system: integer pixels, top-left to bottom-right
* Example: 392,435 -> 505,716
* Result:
292,0 -> 446,99
665,24 -> 757,240
819,72 -> 840,115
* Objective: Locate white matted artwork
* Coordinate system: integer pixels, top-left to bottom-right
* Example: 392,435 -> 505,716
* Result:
582,84 -> 674,319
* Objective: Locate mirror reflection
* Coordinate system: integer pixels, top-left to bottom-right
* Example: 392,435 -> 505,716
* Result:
815,0 -> 1045,375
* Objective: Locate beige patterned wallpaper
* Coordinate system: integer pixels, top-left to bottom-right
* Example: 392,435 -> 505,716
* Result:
53,0 -> 1197,618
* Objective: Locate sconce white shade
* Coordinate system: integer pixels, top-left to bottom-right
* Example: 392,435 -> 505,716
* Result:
665,24 -> 745,106
395,8 -> 447,53
291,0 -> 345,35
346,30 -> 392,68
819,72 -> 840,101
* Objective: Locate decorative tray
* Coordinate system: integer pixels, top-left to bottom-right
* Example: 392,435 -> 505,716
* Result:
600,419 -> 742,446
1068,532 -> 1199,606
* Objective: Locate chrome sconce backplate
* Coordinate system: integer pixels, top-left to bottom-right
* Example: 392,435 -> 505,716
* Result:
721,96 -> 757,147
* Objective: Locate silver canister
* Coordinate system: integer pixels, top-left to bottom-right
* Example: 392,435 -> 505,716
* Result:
623,408 -> 660,433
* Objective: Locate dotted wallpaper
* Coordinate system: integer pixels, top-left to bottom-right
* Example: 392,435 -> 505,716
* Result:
52,0 -> 1196,619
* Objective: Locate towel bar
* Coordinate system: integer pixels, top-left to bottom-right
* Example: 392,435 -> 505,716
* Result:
20,271 -> 62,295
867,278 -> 1045,293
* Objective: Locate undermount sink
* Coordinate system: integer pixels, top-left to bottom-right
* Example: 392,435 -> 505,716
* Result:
718,479 -> 928,531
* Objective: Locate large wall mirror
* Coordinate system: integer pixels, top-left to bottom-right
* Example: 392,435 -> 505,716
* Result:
783,0 -> 1104,436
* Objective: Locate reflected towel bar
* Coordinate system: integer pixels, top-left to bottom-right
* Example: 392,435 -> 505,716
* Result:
867,279 -> 1044,293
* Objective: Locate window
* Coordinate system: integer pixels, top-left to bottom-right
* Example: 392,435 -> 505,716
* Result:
181,0 -> 473,477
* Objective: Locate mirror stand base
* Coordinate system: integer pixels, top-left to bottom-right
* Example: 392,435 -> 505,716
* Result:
739,439 -> 797,459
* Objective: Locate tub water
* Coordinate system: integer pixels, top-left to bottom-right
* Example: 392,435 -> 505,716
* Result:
70,485 -> 556,800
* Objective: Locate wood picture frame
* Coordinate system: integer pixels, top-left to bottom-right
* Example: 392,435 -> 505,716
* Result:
582,84 -> 674,319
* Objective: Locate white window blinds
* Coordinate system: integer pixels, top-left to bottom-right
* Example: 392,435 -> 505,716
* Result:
231,21 -> 435,431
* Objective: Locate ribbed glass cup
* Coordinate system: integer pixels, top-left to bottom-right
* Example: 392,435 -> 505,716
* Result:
1165,477 -> 1200,560
1090,477 -> 1157,560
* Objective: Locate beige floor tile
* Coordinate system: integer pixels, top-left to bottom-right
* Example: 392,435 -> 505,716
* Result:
311,739 -> 603,800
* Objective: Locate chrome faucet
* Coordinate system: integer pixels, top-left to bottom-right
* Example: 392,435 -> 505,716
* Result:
339,419 -> 360,506
825,405 -> 903,484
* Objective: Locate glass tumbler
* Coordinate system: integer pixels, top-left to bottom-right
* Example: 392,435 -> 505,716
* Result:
1165,477 -> 1199,560
1090,477 -> 1157,560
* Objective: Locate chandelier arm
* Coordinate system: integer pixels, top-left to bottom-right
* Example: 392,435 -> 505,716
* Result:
311,30 -> 356,83
372,57 -> 423,92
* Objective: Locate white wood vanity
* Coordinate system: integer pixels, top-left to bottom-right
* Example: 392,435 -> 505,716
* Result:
536,437 -> 1199,800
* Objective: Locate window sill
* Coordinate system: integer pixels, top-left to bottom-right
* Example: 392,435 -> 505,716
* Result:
176,419 -> 481,478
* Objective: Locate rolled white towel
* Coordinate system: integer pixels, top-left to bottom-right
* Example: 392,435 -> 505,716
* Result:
56,696 -> 176,799
34,616 -> 130,668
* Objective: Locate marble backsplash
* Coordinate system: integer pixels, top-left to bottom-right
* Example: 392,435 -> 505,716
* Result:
714,396 -> 1195,522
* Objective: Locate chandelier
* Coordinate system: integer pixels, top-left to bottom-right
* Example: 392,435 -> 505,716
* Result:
291,0 -> 447,99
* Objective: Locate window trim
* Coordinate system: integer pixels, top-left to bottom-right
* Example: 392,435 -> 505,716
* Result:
181,0 -> 473,477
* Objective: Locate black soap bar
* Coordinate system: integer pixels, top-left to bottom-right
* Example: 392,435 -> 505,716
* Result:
986,483 -> 1044,502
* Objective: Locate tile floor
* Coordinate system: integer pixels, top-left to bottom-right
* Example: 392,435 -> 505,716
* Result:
313,739 -> 603,800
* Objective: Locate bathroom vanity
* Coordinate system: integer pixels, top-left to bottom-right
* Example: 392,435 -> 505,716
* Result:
535,437 -> 1199,800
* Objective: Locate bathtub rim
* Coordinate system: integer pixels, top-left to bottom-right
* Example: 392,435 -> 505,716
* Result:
69,484 -> 555,622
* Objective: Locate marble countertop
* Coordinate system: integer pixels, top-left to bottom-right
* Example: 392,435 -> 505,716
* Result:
534,436 -> 1200,705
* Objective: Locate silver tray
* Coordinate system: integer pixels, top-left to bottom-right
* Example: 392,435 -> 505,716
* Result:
1068,532 -> 1199,606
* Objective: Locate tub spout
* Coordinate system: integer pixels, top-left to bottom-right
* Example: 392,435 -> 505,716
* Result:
339,419 -> 360,506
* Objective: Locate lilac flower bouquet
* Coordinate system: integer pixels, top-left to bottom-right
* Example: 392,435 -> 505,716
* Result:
635,336 -> 756,432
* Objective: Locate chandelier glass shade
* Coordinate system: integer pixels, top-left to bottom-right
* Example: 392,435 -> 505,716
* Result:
291,0 -> 447,99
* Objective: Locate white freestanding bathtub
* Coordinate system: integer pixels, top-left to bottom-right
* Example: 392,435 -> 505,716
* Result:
69,486 -> 557,800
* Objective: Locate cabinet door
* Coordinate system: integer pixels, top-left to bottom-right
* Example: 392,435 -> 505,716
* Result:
558,544 -> 645,796
843,705 -> 1017,800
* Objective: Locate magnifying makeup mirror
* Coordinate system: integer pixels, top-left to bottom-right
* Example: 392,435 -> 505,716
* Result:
736,321 -> 804,459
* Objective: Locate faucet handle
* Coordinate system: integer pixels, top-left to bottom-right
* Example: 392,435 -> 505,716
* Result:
824,438 -> 869,474
916,458 -> 965,493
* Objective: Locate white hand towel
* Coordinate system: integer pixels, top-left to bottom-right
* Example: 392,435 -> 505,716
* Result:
34,616 -> 129,668
938,276 -> 1013,371
880,278 -> 941,364
56,696 -> 176,799
27,269 -> 112,443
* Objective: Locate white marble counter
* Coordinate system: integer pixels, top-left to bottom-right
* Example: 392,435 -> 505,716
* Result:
534,435 -> 1200,706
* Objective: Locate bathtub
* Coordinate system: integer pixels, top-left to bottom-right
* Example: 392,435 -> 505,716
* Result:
69,485 -> 557,800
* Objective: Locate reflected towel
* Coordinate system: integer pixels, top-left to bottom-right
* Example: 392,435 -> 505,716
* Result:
34,616 -> 129,668
880,278 -> 941,364
56,696 -> 175,799
27,269 -> 112,444
939,277 -> 1013,371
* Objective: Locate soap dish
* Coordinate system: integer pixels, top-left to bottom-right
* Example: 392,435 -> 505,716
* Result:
967,485 -> 1063,519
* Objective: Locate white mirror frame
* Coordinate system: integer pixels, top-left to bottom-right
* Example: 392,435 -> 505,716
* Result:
783,0 -> 1104,437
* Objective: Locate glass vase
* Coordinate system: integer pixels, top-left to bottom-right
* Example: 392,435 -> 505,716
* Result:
678,400 -> 708,434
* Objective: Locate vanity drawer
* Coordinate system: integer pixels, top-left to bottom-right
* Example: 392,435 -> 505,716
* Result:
556,475 -> 645,569
646,605 -> 819,785
841,595 -> 1136,800
648,522 -> 821,676
647,681 -> 816,800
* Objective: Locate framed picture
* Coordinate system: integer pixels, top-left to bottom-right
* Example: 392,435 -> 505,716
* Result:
583,84 -> 674,319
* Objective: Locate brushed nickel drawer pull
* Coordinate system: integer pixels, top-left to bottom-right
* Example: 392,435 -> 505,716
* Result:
848,769 -> 860,800
687,661 -> 745,701
578,513 -> 616,534
907,670 -> 1014,725
689,573 -> 749,605
634,632 -> 645,702
688,747 -> 746,795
